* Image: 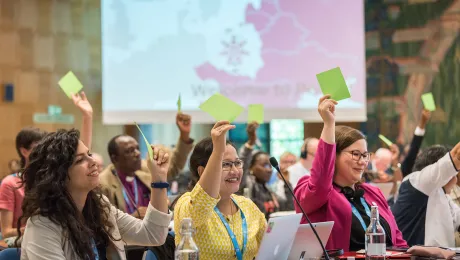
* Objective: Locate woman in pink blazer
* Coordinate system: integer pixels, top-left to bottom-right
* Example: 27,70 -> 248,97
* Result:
294,95 -> 407,251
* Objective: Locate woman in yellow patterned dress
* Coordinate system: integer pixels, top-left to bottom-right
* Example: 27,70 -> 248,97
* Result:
174,121 -> 267,260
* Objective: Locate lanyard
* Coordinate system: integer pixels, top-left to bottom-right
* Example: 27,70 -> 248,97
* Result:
91,239 -> 99,260
350,197 -> 371,231
121,179 -> 138,214
214,198 -> 248,260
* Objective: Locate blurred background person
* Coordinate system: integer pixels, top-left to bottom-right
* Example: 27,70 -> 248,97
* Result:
269,151 -> 297,211
288,137 -> 319,189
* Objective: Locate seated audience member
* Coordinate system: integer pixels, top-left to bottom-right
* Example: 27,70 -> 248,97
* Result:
173,121 -> 266,260
288,137 -> 319,189
279,151 -> 297,171
369,148 -> 393,182
294,95 -> 407,251
392,144 -> 460,247
245,151 -> 280,218
0,92 -> 93,240
99,113 -> 194,217
238,121 -> 261,192
0,128 -> 46,239
373,109 -> 430,182
270,152 -> 297,211
18,129 -> 171,259
388,109 -> 431,205
168,113 -> 195,181
364,109 -> 430,205
7,159 -> 20,176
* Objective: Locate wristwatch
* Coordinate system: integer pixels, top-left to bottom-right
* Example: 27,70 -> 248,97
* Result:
151,182 -> 170,189
391,163 -> 401,171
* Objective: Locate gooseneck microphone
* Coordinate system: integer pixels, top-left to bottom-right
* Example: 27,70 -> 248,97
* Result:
269,157 -> 330,260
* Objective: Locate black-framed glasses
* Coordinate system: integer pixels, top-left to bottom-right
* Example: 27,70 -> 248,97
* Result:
346,150 -> 371,162
222,159 -> 244,171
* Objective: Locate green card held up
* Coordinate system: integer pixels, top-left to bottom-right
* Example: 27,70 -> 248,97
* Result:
58,71 -> 83,98
378,134 -> 393,147
248,104 -> 264,124
135,123 -> 153,160
177,94 -> 182,112
199,93 -> 244,122
421,92 -> 436,111
316,67 -> 351,101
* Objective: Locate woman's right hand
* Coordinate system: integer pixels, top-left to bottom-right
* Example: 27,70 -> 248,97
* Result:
211,121 -> 236,155
318,95 -> 338,126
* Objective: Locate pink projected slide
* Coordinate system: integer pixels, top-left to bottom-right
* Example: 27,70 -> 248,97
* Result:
102,0 -> 365,123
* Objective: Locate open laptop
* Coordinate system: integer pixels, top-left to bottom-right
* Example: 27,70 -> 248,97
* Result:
288,221 -> 334,260
255,213 -> 303,260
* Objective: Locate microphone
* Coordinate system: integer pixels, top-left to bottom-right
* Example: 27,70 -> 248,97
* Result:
269,157 -> 330,260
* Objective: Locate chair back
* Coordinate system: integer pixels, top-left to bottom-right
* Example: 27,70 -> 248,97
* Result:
0,248 -> 20,260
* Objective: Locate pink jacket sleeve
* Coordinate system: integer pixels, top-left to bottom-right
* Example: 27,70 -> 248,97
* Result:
294,139 -> 336,214
375,189 -> 408,247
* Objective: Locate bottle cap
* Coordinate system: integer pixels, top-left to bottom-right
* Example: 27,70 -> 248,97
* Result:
180,218 -> 194,234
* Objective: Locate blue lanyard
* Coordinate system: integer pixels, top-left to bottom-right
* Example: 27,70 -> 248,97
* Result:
214,198 -> 248,260
121,179 -> 139,214
91,239 -> 99,260
350,197 -> 371,230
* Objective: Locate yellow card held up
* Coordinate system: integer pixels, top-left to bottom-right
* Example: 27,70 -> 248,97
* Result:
316,67 -> 351,101
199,93 -> 244,122
378,134 -> 393,147
58,71 -> 83,98
177,94 -> 182,112
135,122 -> 153,160
248,104 -> 264,124
421,92 -> 436,111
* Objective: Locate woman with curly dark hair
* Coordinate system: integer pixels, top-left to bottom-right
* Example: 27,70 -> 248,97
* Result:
17,129 -> 172,260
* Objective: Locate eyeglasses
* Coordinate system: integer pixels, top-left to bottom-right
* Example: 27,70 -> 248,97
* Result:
260,163 -> 272,169
222,160 -> 244,171
346,150 -> 371,162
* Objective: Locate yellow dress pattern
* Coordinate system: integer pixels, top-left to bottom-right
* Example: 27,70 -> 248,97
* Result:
174,183 -> 267,260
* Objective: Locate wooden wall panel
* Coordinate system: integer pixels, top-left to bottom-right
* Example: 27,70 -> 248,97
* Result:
0,0 -> 124,176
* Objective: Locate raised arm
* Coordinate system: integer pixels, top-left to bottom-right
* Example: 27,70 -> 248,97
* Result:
409,141 -> 460,196
116,145 -> 173,245
294,95 -> 337,214
198,121 -> 235,198
167,113 -> 195,181
401,109 -> 430,177
71,92 -> 93,149
239,122 -> 259,172
174,121 -> 235,232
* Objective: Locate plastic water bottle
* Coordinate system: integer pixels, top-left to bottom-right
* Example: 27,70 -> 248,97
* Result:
175,218 -> 199,260
365,205 -> 386,260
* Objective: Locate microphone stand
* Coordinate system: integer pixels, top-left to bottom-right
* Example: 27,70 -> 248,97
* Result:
270,157 -> 330,260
